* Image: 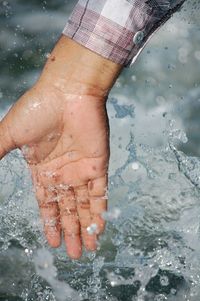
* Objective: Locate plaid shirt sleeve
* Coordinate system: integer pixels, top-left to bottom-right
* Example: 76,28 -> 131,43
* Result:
62,0 -> 185,66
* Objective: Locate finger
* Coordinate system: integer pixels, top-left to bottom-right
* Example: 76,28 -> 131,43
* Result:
74,185 -> 97,251
88,176 -> 108,234
35,184 -> 61,248
58,187 -> 82,259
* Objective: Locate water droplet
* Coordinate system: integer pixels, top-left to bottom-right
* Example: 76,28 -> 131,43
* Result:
45,53 -> 51,58
102,207 -> 121,221
170,288 -> 177,295
132,162 -> 139,170
160,275 -> 169,286
131,75 -> 137,82
155,294 -> 167,301
110,280 -> 117,287
87,223 -> 98,235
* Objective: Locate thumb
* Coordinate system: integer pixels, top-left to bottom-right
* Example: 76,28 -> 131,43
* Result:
0,115 -> 17,160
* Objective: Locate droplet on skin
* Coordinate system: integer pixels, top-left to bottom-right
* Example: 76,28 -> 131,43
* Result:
49,132 -> 61,141
32,101 -> 41,109
57,183 -> 69,190
21,144 -> 29,155
87,223 -> 98,235
26,101 -> 41,112
44,218 -> 57,227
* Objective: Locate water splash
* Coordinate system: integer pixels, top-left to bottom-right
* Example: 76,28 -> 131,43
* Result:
34,249 -> 81,301
1,95 -> 200,301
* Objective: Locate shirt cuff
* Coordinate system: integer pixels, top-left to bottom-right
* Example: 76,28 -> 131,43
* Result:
62,0 -> 185,67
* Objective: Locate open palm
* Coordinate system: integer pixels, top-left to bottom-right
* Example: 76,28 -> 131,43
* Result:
0,84 -> 109,259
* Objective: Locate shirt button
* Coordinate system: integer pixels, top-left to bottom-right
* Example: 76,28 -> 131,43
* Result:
133,31 -> 145,45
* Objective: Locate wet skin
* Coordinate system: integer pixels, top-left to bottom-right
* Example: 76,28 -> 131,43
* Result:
0,36 -> 122,259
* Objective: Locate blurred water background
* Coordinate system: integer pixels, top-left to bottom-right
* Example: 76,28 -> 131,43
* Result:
1,0 -> 200,300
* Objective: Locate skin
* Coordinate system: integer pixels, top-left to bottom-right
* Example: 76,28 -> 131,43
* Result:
0,36 -> 122,259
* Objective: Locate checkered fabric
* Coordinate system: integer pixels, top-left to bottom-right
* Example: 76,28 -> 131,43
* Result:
63,0 -> 185,66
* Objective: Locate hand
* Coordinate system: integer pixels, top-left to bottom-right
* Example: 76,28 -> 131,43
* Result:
0,36 -> 122,259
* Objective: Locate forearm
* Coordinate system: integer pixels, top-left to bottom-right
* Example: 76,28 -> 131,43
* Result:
37,35 -> 123,98
63,0 -> 185,66
35,0 -> 186,99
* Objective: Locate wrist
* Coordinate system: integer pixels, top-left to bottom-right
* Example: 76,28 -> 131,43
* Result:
38,35 -> 123,98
